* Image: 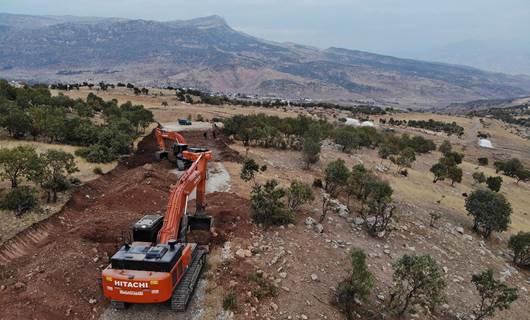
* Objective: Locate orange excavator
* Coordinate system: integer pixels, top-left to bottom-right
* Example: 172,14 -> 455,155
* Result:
102,128 -> 213,310
154,127 -> 194,170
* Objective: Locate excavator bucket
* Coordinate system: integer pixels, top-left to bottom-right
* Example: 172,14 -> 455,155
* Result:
187,214 -> 213,232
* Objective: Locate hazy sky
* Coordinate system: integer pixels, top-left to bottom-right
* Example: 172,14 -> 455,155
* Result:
1,0 -> 529,58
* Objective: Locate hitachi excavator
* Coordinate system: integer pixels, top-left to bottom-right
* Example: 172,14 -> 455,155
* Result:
102,127 -> 213,310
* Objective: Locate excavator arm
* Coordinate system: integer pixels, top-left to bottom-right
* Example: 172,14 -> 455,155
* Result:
155,127 -> 187,152
157,149 -> 212,244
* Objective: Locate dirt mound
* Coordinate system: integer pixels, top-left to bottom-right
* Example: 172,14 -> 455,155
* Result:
177,129 -> 244,163
187,192 -> 253,246
122,130 -> 162,168
0,133 -> 249,320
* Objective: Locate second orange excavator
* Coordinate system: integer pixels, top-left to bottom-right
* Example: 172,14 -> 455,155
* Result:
102,128 -> 213,310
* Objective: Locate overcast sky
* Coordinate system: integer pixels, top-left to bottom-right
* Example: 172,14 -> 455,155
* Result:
1,0 -> 529,58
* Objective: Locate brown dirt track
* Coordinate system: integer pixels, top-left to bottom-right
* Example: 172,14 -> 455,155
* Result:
0,130 -> 248,320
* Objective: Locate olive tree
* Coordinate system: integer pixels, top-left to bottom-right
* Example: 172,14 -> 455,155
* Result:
0,146 -> 40,188
302,135 -> 321,169
438,140 -> 452,155
508,232 -> 530,268
388,254 -> 446,315
334,248 -> 374,319
472,171 -> 487,185
465,189 -> 512,239
250,179 -> 293,227
447,165 -> 463,186
286,180 -> 314,212
35,150 -> 79,202
390,147 -> 416,172
486,176 -> 503,192
324,159 -> 350,197
240,158 -> 261,183
471,270 -> 518,320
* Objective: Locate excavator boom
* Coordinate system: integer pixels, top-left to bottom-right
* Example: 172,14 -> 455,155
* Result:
102,129 -> 212,310
158,150 -> 212,244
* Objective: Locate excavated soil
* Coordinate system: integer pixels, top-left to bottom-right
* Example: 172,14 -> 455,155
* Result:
0,130 -> 249,320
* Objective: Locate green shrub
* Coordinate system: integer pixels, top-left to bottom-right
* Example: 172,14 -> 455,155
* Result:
249,271 -> 278,299
240,158 -> 260,182
93,167 -> 104,175
75,145 -> 116,163
334,248 -> 374,319
472,171 -> 487,185
313,178 -> 323,188
466,189 -> 512,239
222,291 -> 238,311
508,232 -> 530,268
471,270 -> 518,319
250,179 -> 293,227
324,159 -> 350,197
486,176 -> 503,192
68,176 -> 82,186
286,180 -> 314,212
1,186 -> 38,215
388,254 -> 446,315
478,157 -> 489,166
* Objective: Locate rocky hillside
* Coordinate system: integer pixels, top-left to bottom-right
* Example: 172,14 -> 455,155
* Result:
2,13 -> 530,109
443,96 -> 530,114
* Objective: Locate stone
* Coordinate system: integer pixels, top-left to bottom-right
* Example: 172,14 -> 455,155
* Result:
310,273 -> 318,281
270,302 -> 278,312
89,298 -> 97,304
456,227 -> 464,234
301,315 -> 308,320
377,294 -> 385,301
443,266 -> 449,274
305,217 -> 316,226
14,282 -> 25,290
314,223 -> 324,233
221,242 -> 234,262
279,272 -> 287,279
353,217 -> 364,225
235,249 -> 252,258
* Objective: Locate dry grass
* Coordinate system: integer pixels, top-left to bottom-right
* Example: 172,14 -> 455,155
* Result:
52,88 -> 530,233
55,88 -> 305,124
0,139 -> 116,245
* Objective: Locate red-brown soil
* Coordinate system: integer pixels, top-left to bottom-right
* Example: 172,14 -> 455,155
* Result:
0,130 -> 249,320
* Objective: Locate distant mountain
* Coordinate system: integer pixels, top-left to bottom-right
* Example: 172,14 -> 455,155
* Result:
1,13 -> 530,109
414,39 -> 530,76
443,96 -> 530,114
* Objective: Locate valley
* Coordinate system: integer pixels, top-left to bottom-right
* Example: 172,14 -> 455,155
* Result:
1,84 -> 529,319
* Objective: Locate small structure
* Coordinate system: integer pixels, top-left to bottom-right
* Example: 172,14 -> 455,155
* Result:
345,118 -> 361,127
478,138 -> 494,149
360,121 -> 375,127
345,118 -> 375,128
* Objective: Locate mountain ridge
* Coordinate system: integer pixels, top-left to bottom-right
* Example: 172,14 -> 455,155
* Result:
1,13 -> 530,109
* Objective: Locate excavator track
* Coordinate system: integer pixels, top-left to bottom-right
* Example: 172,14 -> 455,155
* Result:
170,247 -> 207,311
